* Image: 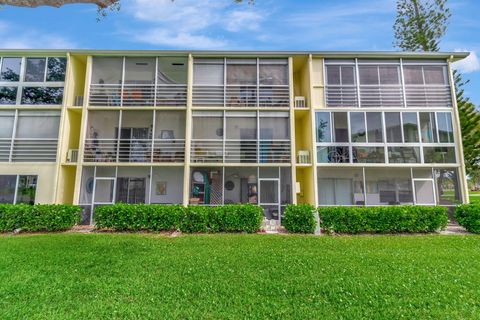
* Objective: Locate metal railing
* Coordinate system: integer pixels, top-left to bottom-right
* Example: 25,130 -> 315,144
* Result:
405,85 -> 452,108
0,139 -> 10,162
190,139 -> 223,162
225,140 -> 258,163
11,139 -> 58,162
89,83 -> 187,107
192,85 -> 290,108
325,86 -> 358,107
83,138 -> 186,163
259,140 -> 291,163
359,85 -> 404,108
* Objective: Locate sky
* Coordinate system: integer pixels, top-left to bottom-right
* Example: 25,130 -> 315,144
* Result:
0,0 -> 478,104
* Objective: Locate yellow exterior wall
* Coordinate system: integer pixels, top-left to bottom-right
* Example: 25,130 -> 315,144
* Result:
311,58 -> 324,109
0,164 -> 58,204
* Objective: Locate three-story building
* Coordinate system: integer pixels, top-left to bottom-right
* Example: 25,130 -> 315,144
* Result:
0,50 -> 469,225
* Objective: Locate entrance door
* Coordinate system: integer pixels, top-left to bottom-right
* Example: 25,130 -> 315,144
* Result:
413,179 -> 436,205
92,177 -> 116,224
116,177 -> 146,204
259,178 -> 280,221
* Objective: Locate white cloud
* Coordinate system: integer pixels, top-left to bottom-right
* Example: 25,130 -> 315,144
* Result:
124,0 -> 265,48
0,20 -> 75,49
453,50 -> 480,73
134,29 -> 227,49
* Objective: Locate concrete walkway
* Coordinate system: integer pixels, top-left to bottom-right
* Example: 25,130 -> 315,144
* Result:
439,222 -> 470,235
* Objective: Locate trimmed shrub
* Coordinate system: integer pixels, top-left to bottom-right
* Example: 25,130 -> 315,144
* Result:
94,204 -> 263,233
455,204 -> 480,234
0,204 -> 81,232
282,204 -> 317,234
319,206 -> 448,234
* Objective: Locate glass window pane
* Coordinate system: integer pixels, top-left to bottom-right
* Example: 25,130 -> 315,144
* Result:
437,112 -> 454,143
385,112 -> 402,142
315,112 -> 331,142
317,146 -> 350,163
403,66 -> 423,85
318,168 -> 365,205
227,60 -> 256,85
224,167 -> 258,204
434,168 -> 461,205
193,62 -> 224,85
0,87 -> 17,105
0,111 -> 14,138
341,66 -> 355,85
260,116 -> 289,140
0,175 -> 16,203
1,57 -> 21,81
25,58 -> 46,82
350,112 -> 366,142
423,147 -> 456,163
192,116 -> 223,139
379,66 -> 400,84
388,147 -> 420,163
157,57 -> 187,84
420,112 -> 437,143
124,57 -> 155,84
359,66 -> 378,85
259,61 -> 288,85
46,57 -> 67,82
16,111 -> 60,139
326,65 -> 340,85
353,146 -> 385,163
333,112 -> 348,142
424,66 -> 446,85
414,180 -> 435,205
402,112 -> 419,143
16,175 -> 37,205
91,57 -> 123,84
366,112 -> 383,142
365,168 -> 413,205
21,87 -> 63,105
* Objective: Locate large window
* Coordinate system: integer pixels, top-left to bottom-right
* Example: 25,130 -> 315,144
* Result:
315,110 -> 457,164
318,168 -> 364,205
0,175 -> 37,204
365,168 -> 413,205
0,56 -> 66,106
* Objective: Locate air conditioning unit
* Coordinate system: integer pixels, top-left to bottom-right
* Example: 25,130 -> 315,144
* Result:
297,150 -> 310,164
294,96 -> 306,108
75,96 -> 84,106
67,149 -> 79,163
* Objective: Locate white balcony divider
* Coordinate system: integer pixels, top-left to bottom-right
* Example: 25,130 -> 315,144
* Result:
153,139 -> 185,162
325,85 -> 358,107
359,85 -> 404,108
190,139 -> 223,162
0,139 -> 11,161
224,140 -> 258,163
405,85 -> 452,108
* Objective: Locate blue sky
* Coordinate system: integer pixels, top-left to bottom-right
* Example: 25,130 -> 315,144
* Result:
0,0 -> 478,104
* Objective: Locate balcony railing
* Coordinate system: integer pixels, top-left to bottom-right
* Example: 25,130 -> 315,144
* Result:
325,86 -> 358,107
326,84 -> 452,108
83,138 -> 185,162
11,139 -> 58,162
405,85 -> 452,108
359,85 -> 404,108
89,84 -> 187,107
192,85 -> 290,108
0,139 -> 10,162
191,139 -> 291,163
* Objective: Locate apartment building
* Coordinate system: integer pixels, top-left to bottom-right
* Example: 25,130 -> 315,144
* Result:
0,50 -> 469,225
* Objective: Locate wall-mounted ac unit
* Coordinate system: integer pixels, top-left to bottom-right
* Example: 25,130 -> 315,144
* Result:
67,149 -> 79,163
294,96 -> 307,109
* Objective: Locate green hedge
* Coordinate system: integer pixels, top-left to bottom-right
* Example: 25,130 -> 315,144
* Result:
319,206 -> 448,234
94,204 -> 263,233
455,204 -> 480,234
0,204 -> 81,232
282,204 -> 317,234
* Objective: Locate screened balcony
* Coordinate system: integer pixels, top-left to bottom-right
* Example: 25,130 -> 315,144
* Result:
89,57 -> 187,107
84,110 -> 186,163
190,111 -> 291,163
324,59 -> 452,108
192,59 -> 290,108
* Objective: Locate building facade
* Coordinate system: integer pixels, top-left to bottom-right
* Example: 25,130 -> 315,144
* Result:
0,50 -> 469,225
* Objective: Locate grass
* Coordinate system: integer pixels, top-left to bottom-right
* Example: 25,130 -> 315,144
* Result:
1,234 -> 480,319
469,191 -> 480,203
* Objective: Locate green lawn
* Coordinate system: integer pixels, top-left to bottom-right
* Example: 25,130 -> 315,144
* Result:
469,191 -> 480,203
1,234 -> 480,319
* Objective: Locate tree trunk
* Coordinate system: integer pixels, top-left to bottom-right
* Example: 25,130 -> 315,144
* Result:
0,0 -> 118,8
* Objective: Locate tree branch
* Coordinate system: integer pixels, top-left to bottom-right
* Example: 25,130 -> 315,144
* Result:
0,0 -> 118,8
